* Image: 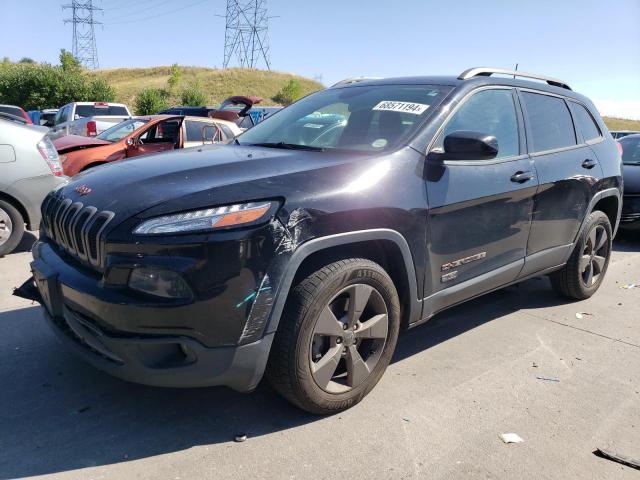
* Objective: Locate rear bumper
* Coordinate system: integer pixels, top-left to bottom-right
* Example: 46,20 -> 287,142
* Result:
621,195 -> 640,228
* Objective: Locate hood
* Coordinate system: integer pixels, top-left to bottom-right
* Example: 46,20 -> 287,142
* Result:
53,134 -> 111,153
623,163 -> 640,194
56,144 -> 361,225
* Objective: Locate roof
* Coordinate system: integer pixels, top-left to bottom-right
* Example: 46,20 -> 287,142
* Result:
331,67 -> 591,103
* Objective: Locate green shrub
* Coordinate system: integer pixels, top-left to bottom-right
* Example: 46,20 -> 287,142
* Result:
180,87 -> 206,106
135,88 -> 169,115
88,78 -> 116,102
0,50 -> 118,110
167,63 -> 182,90
272,79 -> 304,105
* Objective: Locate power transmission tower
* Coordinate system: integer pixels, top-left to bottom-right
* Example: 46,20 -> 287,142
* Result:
62,1 -> 102,69
223,0 -> 271,70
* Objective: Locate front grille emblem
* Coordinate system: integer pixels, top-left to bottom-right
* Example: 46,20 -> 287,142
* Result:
75,185 -> 92,196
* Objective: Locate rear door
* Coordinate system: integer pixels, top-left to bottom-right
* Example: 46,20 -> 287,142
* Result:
519,90 -> 603,272
424,87 -> 538,306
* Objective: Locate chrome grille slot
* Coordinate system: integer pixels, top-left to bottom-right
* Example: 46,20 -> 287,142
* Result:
41,192 -> 114,270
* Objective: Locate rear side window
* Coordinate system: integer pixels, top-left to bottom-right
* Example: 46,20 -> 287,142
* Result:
440,89 -> 520,158
521,92 -> 576,152
620,137 -> 640,164
75,105 -> 129,118
569,102 -> 601,142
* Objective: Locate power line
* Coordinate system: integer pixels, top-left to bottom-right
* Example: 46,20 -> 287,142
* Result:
62,0 -> 102,69
223,0 -> 271,70
102,0 -> 210,25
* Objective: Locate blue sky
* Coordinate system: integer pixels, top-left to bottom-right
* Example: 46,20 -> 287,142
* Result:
2,0 -> 639,118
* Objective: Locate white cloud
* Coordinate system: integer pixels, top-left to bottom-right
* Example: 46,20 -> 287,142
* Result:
592,99 -> 640,120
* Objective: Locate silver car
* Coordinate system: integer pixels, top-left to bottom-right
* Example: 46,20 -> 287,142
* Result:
0,115 -> 67,255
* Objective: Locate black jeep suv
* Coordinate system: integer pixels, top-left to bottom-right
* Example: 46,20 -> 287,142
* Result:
20,67 -> 622,414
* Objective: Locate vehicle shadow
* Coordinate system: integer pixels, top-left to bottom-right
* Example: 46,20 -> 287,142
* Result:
1,231 -> 37,257
0,276 -> 579,479
613,229 -> 640,252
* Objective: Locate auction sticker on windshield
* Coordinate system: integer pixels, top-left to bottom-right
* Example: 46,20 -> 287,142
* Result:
373,101 -> 429,115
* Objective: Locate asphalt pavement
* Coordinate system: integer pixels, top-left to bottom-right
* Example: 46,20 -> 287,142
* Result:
0,231 -> 639,479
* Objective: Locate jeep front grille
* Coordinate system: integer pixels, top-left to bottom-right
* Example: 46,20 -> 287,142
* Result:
41,193 -> 114,270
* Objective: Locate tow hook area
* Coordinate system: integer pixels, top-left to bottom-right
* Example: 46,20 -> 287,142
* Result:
13,277 -> 43,304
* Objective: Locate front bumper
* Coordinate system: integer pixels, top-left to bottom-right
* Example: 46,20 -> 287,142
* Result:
16,238 -> 278,391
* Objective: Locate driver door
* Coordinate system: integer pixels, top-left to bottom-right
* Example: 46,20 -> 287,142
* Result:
423,87 -> 538,308
127,119 -> 183,158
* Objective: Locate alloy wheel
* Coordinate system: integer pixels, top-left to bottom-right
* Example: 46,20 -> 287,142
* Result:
580,224 -> 609,287
309,284 -> 389,393
0,208 -> 12,247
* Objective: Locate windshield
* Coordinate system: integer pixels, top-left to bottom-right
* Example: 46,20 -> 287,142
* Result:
238,84 -> 450,152
621,137 -> 640,164
97,119 -> 148,142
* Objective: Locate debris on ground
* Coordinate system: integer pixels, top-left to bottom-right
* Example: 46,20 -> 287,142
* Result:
499,433 -> 524,444
234,434 -> 247,443
536,376 -> 560,382
575,312 -> 594,319
595,447 -> 640,470
620,283 -> 639,290
532,362 -> 538,368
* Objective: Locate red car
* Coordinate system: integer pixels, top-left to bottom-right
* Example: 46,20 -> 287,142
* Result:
54,115 -> 239,176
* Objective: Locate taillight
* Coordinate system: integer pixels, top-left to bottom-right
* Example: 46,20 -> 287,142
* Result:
86,120 -> 97,137
617,141 -> 624,157
21,109 -> 32,124
37,137 -> 63,176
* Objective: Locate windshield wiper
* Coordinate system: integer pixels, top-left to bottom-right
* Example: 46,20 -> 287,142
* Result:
249,141 -> 325,152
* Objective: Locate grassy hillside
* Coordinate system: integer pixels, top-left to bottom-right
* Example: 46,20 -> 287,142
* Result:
603,117 -> 640,132
91,66 -> 323,108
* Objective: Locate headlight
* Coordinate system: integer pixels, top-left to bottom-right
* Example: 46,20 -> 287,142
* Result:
133,201 -> 275,235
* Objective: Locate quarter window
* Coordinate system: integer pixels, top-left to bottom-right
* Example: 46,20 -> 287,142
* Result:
439,89 -> 519,158
521,92 -> 576,152
569,102 -> 601,142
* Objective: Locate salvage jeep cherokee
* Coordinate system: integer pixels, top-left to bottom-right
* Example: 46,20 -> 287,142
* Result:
18,67 -> 623,414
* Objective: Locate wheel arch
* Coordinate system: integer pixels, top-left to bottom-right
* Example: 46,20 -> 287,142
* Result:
265,229 -> 422,336
0,191 -> 28,226
575,188 -> 621,241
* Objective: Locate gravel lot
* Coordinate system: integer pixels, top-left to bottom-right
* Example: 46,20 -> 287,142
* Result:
1,232 -> 639,480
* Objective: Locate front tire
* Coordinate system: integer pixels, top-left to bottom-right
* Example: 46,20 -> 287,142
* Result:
550,210 -> 612,300
267,258 -> 400,414
0,200 -> 25,256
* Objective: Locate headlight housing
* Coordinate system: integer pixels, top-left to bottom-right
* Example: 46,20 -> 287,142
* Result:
133,201 -> 276,235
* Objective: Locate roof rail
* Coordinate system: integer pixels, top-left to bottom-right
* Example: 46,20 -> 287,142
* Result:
331,76 -> 382,87
458,67 -> 572,90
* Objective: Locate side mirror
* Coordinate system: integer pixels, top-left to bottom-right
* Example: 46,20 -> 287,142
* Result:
74,114 -> 80,120
442,131 -> 498,161
126,137 -> 136,147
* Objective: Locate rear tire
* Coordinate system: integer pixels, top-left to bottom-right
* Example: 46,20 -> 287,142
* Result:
549,210 -> 612,300
266,258 -> 400,414
0,200 -> 25,256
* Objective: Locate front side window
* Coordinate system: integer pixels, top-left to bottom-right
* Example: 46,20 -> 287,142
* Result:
569,102 -> 601,142
436,89 -> 520,158
239,84 -> 450,152
522,92 -> 576,152
97,119 -> 147,142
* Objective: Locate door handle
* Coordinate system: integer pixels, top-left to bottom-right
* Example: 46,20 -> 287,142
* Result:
582,158 -> 597,169
510,171 -> 534,183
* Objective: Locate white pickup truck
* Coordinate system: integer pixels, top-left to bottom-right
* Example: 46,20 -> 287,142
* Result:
48,102 -> 132,139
